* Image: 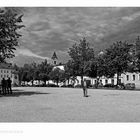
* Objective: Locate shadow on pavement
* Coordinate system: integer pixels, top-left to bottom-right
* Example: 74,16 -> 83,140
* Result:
0,89 -> 51,97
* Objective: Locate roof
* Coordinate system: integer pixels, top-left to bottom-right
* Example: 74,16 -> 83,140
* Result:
0,63 -> 13,70
51,52 -> 58,60
53,65 -> 65,71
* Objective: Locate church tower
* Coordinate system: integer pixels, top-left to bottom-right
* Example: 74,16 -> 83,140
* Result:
51,51 -> 58,65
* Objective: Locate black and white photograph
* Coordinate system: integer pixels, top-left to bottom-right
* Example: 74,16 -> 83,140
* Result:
1,6 -> 140,122
2,2 -> 140,139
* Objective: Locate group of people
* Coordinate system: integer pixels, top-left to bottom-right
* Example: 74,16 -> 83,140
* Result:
1,77 -> 12,95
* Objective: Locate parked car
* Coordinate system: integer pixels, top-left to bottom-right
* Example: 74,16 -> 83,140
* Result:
125,83 -> 135,90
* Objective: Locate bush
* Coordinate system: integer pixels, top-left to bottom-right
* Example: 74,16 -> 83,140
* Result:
46,84 -> 59,87
67,84 -> 74,88
74,84 -> 82,88
104,84 -> 116,88
60,84 -> 74,88
60,85 -> 67,88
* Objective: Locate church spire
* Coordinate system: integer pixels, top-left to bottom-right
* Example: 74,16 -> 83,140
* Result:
51,51 -> 58,60
51,52 -> 58,65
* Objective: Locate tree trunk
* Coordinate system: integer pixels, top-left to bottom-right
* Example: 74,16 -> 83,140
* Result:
19,80 -> 21,86
32,80 -> 34,86
81,75 -> 84,87
96,78 -> 99,89
116,72 -> 121,89
116,72 -> 119,86
57,80 -> 59,86
44,80 -> 46,85
39,80 -> 40,86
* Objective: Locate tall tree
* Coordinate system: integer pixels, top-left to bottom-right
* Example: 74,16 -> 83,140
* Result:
64,60 -> 78,85
39,59 -> 53,85
88,52 -> 107,88
131,36 -> 140,72
103,41 -> 132,85
68,37 -> 95,85
49,67 -> 64,86
0,8 -> 24,62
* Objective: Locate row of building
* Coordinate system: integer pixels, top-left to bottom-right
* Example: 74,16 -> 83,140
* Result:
63,73 -> 140,88
52,52 -> 140,89
1,51 -> 140,88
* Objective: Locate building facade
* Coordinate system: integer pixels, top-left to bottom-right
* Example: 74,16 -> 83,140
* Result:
55,64 -> 140,89
0,63 -> 19,86
121,72 -> 140,88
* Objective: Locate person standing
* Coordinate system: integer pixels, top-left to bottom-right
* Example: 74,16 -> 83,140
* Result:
1,78 -> 6,95
7,77 -> 12,94
82,78 -> 88,97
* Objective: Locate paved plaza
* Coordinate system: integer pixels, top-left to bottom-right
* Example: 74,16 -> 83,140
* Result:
0,87 -> 140,122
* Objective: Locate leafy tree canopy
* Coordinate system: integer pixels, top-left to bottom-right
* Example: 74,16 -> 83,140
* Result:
0,8 -> 24,62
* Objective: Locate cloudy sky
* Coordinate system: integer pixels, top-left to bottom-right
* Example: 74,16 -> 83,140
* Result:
10,7 -> 140,65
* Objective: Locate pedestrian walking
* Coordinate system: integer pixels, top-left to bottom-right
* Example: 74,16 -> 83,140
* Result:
7,77 -> 12,94
1,78 -> 6,95
82,78 -> 88,97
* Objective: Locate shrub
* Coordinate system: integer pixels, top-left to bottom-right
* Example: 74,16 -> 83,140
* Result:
104,84 -> 116,88
74,84 -> 82,88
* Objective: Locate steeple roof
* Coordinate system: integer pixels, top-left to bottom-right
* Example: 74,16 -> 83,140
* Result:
51,52 -> 58,60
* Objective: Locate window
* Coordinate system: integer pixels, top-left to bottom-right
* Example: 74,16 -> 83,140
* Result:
1,70 -> 2,73
126,75 -> 129,81
4,75 -> 6,78
105,79 -> 108,84
133,75 -> 135,81
7,70 -> 8,73
4,70 -> 5,73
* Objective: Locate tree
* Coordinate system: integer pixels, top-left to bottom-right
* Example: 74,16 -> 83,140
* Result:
68,37 -> 95,85
0,8 -> 25,62
64,60 -> 78,85
49,67 -> 64,85
26,62 -> 39,85
88,53 -> 107,88
13,64 -> 30,86
39,60 -> 53,85
102,41 -> 132,85
130,36 -> 140,72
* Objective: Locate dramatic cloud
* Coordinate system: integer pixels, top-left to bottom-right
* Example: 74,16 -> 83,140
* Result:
11,7 -> 140,65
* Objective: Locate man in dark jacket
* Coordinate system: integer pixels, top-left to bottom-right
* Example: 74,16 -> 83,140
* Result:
2,78 -> 6,95
7,77 -> 12,94
82,78 -> 88,97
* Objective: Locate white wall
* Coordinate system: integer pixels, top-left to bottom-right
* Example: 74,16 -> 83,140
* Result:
121,72 -> 140,88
